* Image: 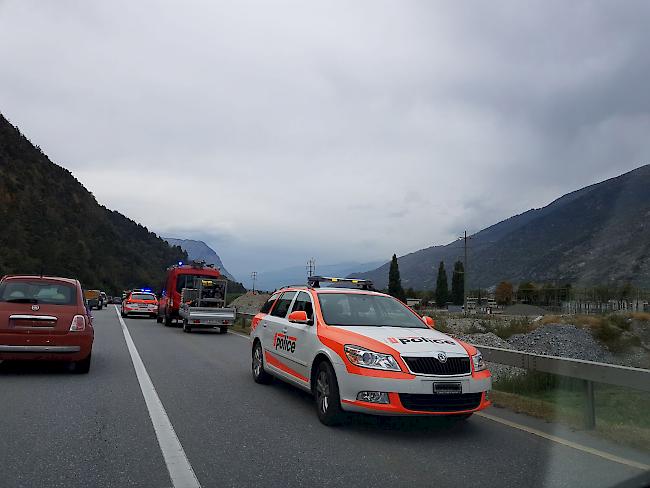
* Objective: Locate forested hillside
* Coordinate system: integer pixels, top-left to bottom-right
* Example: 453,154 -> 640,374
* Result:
0,113 -> 186,293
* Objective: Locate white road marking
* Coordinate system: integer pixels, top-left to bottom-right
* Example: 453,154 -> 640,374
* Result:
115,306 -> 202,488
477,411 -> 649,471
229,330 -> 250,340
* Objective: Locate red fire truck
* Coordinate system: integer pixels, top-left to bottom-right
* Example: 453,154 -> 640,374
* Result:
156,261 -> 235,333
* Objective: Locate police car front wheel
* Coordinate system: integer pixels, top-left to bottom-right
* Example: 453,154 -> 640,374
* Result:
315,361 -> 344,426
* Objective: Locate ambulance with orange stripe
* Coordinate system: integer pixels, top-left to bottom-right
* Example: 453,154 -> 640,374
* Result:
250,277 -> 491,425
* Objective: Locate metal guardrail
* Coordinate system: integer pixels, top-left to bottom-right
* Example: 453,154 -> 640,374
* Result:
476,345 -> 650,429
234,311 -> 649,429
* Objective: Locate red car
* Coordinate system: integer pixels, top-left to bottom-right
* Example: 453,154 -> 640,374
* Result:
156,262 -> 223,326
0,275 -> 94,373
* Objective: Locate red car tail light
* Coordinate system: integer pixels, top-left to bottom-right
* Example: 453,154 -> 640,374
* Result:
70,315 -> 86,332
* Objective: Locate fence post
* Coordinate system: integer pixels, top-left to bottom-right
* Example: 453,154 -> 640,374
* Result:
583,380 -> 596,429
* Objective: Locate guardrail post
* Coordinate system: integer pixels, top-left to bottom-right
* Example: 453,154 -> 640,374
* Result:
583,380 -> 596,430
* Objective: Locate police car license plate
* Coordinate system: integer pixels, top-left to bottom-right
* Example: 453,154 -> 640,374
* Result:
433,382 -> 462,394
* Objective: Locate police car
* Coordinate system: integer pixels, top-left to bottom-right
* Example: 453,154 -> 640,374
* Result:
250,277 -> 491,425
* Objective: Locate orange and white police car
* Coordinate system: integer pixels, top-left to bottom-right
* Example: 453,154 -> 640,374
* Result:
250,277 -> 491,425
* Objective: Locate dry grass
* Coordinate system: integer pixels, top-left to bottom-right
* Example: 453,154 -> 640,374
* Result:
489,390 -> 650,452
630,312 -> 650,321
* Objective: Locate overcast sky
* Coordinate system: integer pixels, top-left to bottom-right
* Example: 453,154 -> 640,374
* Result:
1,0 -> 649,284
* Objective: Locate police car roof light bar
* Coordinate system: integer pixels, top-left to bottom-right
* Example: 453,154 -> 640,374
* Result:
308,276 -> 374,290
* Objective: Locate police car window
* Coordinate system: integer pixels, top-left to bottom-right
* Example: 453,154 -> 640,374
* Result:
318,293 -> 426,328
260,293 -> 280,314
131,293 -> 156,301
291,291 -> 313,320
270,291 -> 296,318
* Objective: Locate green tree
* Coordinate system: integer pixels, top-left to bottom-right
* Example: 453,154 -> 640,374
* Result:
517,282 -> 538,304
435,261 -> 448,307
388,254 -> 406,302
451,261 -> 464,305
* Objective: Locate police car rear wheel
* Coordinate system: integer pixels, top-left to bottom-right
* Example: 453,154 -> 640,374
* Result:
252,342 -> 273,384
315,361 -> 344,426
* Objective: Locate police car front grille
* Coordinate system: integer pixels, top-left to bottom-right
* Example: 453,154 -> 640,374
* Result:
399,393 -> 482,412
402,356 -> 471,375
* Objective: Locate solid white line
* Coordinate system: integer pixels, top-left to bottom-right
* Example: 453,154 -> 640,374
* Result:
114,306 -> 202,488
476,411 -> 650,471
229,330 -> 250,340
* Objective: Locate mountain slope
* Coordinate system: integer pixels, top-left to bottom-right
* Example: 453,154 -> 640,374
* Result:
0,113 -> 186,293
163,238 -> 236,281
353,165 -> 650,289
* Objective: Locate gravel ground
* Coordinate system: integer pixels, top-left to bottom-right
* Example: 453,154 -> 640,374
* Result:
507,324 -> 614,363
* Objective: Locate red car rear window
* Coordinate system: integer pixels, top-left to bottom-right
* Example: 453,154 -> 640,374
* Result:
0,280 -> 77,305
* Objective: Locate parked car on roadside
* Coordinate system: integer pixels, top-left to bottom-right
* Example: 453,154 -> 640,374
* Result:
0,275 -> 94,373
250,276 -> 491,425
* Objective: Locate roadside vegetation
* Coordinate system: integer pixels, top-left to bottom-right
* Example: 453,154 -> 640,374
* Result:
491,372 -> 650,451
465,317 -> 534,339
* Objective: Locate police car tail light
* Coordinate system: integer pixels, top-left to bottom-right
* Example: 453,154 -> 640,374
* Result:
357,391 -> 390,404
472,352 -> 486,372
69,315 -> 86,332
344,345 -> 401,372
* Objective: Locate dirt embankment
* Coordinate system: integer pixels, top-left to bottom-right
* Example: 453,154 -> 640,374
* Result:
230,292 -> 270,315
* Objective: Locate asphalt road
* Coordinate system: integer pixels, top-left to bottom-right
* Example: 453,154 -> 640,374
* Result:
0,307 -> 648,488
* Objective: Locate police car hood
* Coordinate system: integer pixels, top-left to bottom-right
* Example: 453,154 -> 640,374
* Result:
335,326 -> 468,356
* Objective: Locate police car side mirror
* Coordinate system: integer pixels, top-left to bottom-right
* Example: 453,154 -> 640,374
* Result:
422,316 -> 435,329
288,311 -> 310,324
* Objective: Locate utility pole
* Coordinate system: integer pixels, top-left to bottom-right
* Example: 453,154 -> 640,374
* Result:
458,230 -> 471,316
250,272 -> 257,293
306,258 -> 316,278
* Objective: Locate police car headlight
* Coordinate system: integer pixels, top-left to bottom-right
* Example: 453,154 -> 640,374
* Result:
472,352 -> 486,372
344,345 -> 401,372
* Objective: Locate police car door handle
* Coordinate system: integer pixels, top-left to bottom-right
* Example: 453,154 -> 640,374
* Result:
282,327 -> 288,333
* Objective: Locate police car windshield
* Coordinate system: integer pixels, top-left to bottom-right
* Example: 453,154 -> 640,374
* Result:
318,293 -> 427,328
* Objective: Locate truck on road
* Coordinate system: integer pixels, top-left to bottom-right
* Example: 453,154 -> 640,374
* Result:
178,277 -> 236,333
157,261 -> 236,333
84,289 -> 102,310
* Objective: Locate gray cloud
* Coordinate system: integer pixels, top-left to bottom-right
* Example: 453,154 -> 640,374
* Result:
1,0 -> 649,282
